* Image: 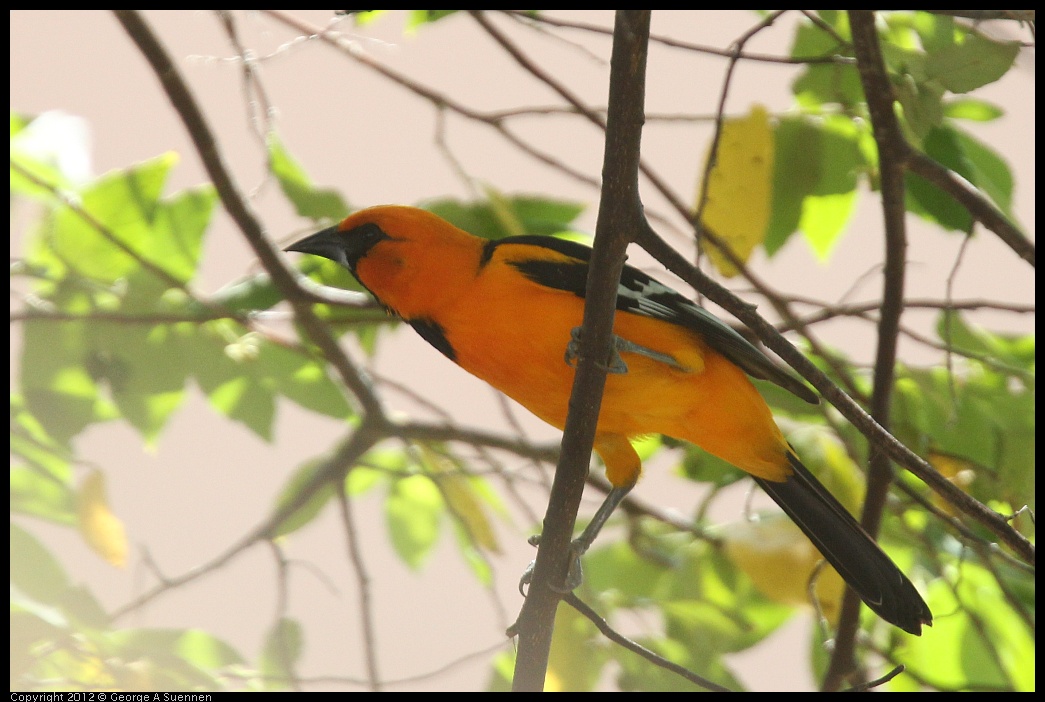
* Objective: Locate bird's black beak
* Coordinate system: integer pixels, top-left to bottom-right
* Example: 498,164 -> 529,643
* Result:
285,225 -> 349,268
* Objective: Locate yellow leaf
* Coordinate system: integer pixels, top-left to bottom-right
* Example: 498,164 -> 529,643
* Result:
787,427 -> 866,517
422,447 -> 500,553
720,513 -> 846,624
698,105 -> 774,277
545,604 -> 599,691
77,469 -> 129,568
927,450 -> 977,517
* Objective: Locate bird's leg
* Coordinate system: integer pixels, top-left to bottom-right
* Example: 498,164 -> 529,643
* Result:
564,326 -> 687,373
566,484 -> 633,586
519,484 -> 634,595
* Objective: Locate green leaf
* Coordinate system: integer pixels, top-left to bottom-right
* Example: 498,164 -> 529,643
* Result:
193,325 -> 276,440
109,627 -> 246,674
208,376 -> 275,441
892,351 -> 1034,515
21,318 -> 118,445
897,562 -> 1033,690
766,115 -> 863,257
10,465 -> 75,525
195,327 -> 355,439
944,98 -> 1005,122
269,449 -> 374,538
799,189 -> 858,261
257,342 -> 353,421
607,540 -> 790,691
676,439 -> 748,489
616,636 -> 742,691
385,474 -> 443,569
175,629 -> 248,670
486,650 -> 517,692
905,125 -> 974,232
10,522 -> 70,606
260,617 -> 303,689
47,153 -> 177,284
342,10 -> 386,26
352,448 -> 409,493
105,627 -> 243,690
10,396 -> 77,524
423,195 -> 585,240
83,321 -> 189,444
345,465 -> 384,496
904,11 -> 957,55
407,10 -> 460,28
925,33 -> 1020,94
936,310 -> 1034,368
61,584 -> 111,631
947,126 -> 1014,216
893,72 -> 946,138
210,272 -> 287,313
11,110 -> 29,136
666,544 -> 791,651
906,123 -> 1015,231
766,118 -> 820,253
789,18 -> 862,111
268,136 -> 350,223
136,182 -> 215,286
582,538 -> 674,602
10,610 -> 64,685
17,150 -> 213,324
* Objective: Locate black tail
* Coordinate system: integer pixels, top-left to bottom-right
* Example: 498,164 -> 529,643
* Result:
754,453 -> 932,635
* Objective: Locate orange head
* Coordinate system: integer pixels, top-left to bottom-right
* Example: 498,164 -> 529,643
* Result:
285,205 -> 484,318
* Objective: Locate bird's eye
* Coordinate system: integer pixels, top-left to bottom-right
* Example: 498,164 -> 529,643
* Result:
355,222 -> 384,242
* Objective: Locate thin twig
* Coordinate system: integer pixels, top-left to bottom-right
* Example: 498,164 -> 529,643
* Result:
266,541 -> 303,692
505,10 -> 856,65
564,592 -> 732,692
337,479 -> 382,691
906,150 -> 1034,266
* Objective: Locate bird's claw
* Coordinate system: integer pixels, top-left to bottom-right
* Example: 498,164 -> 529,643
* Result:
564,327 -> 630,374
518,535 -> 589,596
519,559 -> 536,597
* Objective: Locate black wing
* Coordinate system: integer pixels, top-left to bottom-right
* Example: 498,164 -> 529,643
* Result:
487,235 -> 818,405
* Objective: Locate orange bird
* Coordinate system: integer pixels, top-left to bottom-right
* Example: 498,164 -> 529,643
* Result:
286,205 -> 932,634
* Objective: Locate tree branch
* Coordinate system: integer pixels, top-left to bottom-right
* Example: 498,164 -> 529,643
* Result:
632,221 -> 1035,567
510,10 -> 652,691
564,593 -> 731,691
825,11 -> 911,688
114,9 -> 387,422
906,150 -> 1034,266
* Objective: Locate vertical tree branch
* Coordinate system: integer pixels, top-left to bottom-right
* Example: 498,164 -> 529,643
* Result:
824,11 -> 911,689
511,10 -> 651,691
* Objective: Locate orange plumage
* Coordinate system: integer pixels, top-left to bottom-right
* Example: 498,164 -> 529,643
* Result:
287,204 -> 932,634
